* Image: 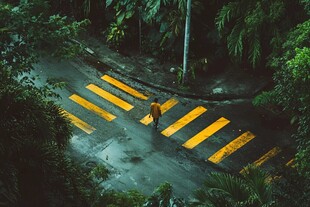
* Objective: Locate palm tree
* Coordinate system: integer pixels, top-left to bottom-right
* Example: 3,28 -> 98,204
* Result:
144,182 -> 186,207
190,165 -> 276,207
215,0 -> 286,68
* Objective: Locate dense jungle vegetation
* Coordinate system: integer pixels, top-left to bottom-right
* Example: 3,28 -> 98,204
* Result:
0,0 -> 309,206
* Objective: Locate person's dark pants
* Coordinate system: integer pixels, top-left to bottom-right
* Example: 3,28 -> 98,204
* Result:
153,118 -> 159,128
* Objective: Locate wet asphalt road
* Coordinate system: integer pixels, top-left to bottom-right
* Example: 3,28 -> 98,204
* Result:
33,57 -> 294,199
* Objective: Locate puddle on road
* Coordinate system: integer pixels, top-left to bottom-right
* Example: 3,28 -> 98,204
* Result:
95,140 -> 143,170
70,135 -> 91,154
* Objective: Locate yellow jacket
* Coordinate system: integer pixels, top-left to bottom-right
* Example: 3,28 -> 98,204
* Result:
150,102 -> 161,118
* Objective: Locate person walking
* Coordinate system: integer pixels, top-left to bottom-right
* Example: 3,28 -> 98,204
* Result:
149,98 -> 162,129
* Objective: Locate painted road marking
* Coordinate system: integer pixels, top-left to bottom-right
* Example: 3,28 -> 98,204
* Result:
62,110 -> 96,134
240,146 -> 282,173
69,94 -> 116,121
101,75 -> 148,100
140,97 -> 179,125
208,131 -> 256,164
161,106 -> 207,137
267,158 -> 296,182
86,84 -> 134,111
182,117 -> 230,149
254,146 -> 282,166
286,159 -> 295,167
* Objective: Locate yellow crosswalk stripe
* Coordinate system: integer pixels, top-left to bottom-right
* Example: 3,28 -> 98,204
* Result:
254,146 -> 282,166
86,84 -> 134,111
69,94 -> 116,121
240,146 -> 282,174
101,75 -> 148,100
285,158 -> 295,167
140,97 -> 179,125
182,117 -> 230,149
62,110 -> 96,134
267,158 -> 296,182
208,131 -> 256,164
161,106 -> 207,137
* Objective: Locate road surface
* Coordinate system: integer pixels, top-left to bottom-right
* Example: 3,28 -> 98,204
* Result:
33,57 -> 294,199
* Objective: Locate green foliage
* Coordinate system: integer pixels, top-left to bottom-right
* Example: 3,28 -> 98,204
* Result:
246,1 -> 310,201
89,165 -> 110,183
252,91 -> 273,107
216,0 -> 287,68
191,165 -> 276,207
177,66 -> 183,84
0,79 -> 92,206
0,1 -> 89,76
176,58 -> 208,84
261,19 -> 310,125
274,167 -> 310,207
0,1 -> 93,206
283,20 -> 310,58
254,16 -> 310,205
189,58 -> 208,80
145,182 -> 173,207
144,182 -> 186,207
0,82 -> 71,148
273,47 -> 310,116
269,19 -> 310,68
95,189 -> 146,207
300,0 -> 310,15
106,22 -> 128,48
252,91 -> 283,115
105,0 -> 205,60
273,47 -> 310,177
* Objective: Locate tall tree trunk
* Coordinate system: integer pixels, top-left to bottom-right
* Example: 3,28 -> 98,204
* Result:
182,0 -> 191,85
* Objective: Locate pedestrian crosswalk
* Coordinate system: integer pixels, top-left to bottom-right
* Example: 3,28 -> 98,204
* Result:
69,94 -> 116,121
286,159 -> 294,167
161,106 -> 207,137
63,73 -> 290,172
208,131 -> 255,164
240,146 -> 282,174
253,146 -> 282,167
86,83 -> 134,111
62,110 -> 96,134
101,75 -> 149,100
182,117 -> 230,149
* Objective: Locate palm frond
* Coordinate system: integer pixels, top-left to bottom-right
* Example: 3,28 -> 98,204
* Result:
47,102 -> 72,148
173,0 -> 186,15
249,33 -> 261,68
203,172 -> 250,203
227,19 -> 245,59
192,188 -> 210,205
215,2 -> 239,32
241,165 -> 274,205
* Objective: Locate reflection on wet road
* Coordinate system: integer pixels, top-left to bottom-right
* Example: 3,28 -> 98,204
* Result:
64,73 -> 292,171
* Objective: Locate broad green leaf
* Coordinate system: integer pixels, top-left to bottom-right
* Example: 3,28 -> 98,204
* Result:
117,12 -> 125,25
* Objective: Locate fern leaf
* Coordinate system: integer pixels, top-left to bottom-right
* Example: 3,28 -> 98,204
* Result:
249,33 -> 261,68
227,19 -> 244,59
215,2 -> 239,32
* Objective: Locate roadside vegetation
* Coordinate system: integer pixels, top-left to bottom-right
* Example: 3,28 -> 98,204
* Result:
0,0 -> 309,206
